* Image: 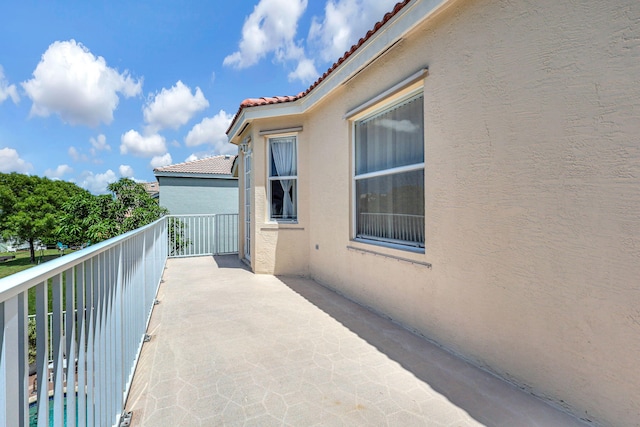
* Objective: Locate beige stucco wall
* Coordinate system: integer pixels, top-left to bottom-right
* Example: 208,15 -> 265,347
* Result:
238,117 -> 311,276
235,0 -> 640,425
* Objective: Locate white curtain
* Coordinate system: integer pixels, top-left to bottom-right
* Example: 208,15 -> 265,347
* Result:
271,138 -> 296,218
355,94 -> 423,175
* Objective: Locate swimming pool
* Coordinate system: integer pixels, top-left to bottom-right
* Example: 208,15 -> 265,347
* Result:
29,396 -> 78,427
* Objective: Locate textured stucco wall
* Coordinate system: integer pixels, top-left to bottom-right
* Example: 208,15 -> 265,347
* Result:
158,176 -> 238,215
241,117 -> 311,275
299,0 -> 639,426
235,0 -> 640,424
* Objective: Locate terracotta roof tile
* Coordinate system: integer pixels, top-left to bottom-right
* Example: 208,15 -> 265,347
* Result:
226,0 -> 411,135
153,155 -> 237,175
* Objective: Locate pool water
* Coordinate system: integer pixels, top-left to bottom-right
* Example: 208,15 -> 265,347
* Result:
29,396 -> 78,427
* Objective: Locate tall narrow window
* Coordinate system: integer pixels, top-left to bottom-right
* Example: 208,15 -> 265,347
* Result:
268,136 -> 297,221
354,92 -> 424,248
244,150 -> 252,260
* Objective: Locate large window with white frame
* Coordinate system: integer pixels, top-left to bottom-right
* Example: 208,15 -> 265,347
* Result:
353,91 -> 424,249
268,135 -> 297,221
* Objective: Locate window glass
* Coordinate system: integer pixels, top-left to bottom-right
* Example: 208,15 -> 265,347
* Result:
355,94 -> 424,175
354,93 -> 424,248
269,136 -> 297,221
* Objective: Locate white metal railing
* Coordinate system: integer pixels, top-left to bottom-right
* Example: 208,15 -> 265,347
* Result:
357,212 -> 425,246
0,217 -> 168,427
168,214 -> 238,258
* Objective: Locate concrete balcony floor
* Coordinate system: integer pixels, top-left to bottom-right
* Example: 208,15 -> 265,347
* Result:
125,256 -> 587,427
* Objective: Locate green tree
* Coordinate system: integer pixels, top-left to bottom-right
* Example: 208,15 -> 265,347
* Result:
56,178 -> 167,245
0,173 -> 84,263
56,191 -> 119,245
107,178 -> 168,233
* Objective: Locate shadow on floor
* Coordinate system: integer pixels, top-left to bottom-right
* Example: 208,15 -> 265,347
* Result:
276,274 -> 587,427
212,254 -> 252,271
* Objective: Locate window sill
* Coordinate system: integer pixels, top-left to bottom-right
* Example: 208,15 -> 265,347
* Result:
260,224 -> 304,231
347,240 -> 431,268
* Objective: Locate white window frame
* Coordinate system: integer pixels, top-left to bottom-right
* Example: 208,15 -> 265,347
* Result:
350,86 -> 425,252
243,148 -> 252,261
267,134 -> 298,223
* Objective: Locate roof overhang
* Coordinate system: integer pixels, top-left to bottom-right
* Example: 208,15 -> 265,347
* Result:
227,0 -> 455,143
154,172 -> 237,180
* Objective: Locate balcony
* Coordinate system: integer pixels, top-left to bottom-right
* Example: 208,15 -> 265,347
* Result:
1,215 -> 586,426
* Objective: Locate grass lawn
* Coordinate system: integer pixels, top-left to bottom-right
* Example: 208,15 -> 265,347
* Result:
0,249 -> 75,315
0,249 -> 64,280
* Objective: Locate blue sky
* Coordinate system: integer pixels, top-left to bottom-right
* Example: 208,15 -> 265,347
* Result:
0,0 -> 399,193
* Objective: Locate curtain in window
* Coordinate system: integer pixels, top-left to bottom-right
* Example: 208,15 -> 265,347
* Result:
354,93 -> 424,247
355,94 -> 424,175
271,137 -> 296,219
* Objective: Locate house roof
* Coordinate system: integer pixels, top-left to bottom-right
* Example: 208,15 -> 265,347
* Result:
226,0 -> 412,135
153,155 -> 237,177
142,181 -> 159,193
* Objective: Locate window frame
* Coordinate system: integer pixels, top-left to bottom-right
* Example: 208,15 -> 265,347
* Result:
267,133 -> 299,223
350,86 -> 425,252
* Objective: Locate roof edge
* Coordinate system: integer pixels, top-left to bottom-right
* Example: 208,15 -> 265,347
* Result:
226,0 -> 413,138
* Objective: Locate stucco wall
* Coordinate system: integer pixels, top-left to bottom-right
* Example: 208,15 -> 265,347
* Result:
158,176 -> 238,215
242,117 -> 311,275
299,0 -> 639,426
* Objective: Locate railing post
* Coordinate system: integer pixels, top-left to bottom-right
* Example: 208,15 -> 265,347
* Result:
52,273 -> 64,426
35,281 -> 49,427
1,294 -> 25,427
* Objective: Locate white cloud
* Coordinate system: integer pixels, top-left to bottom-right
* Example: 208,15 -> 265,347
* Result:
119,164 -> 134,178
69,146 -> 80,161
22,40 -> 142,127
150,153 -> 173,169
184,110 -> 234,154
288,57 -> 318,83
0,66 -> 19,105
224,0 -> 314,82
44,164 -> 73,179
0,147 -> 32,173
90,134 -> 110,154
68,146 -> 89,162
120,130 -> 167,157
79,169 -> 117,194
185,154 -> 199,162
143,81 -> 209,132
308,0 -> 399,62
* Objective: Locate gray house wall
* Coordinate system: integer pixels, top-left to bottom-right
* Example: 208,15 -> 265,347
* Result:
158,176 -> 238,215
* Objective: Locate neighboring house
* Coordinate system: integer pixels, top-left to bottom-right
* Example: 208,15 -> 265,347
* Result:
141,181 -> 159,199
153,155 -> 238,215
226,1 -> 640,426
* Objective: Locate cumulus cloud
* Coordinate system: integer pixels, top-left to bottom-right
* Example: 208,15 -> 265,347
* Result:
89,134 -> 110,155
288,57 -> 318,83
224,0 -> 317,83
143,81 -> 209,132
0,147 -> 32,173
79,169 -> 118,194
21,40 -> 142,127
0,66 -> 19,104
308,0 -> 399,62
184,110 -> 234,153
44,164 -> 73,179
185,154 -> 199,162
120,130 -> 167,157
119,164 -> 134,178
150,153 -> 173,169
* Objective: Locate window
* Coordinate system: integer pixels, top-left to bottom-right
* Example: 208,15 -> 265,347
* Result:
268,136 -> 297,221
354,92 -> 424,249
